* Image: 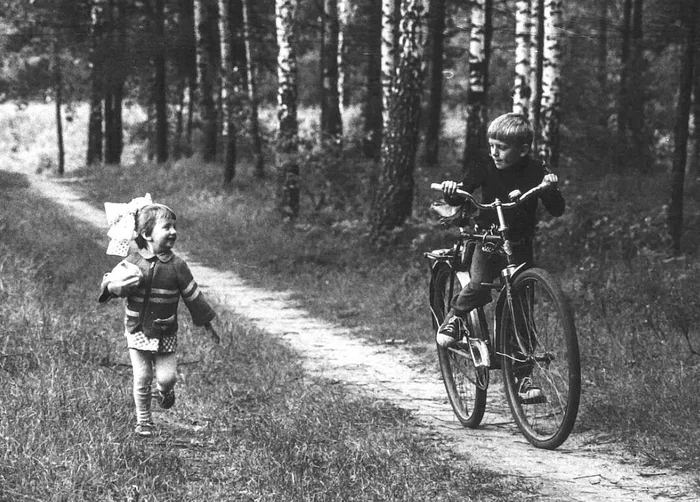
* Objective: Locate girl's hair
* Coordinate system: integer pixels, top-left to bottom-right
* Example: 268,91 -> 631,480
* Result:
134,204 -> 176,249
487,113 -> 533,147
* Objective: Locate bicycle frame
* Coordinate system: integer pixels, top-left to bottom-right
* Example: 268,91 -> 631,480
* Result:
427,180 -> 553,366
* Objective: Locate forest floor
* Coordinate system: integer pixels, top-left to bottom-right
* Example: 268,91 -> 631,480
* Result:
23,170 -> 699,502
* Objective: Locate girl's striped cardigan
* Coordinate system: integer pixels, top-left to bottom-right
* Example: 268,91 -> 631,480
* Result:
99,248 -> 216,338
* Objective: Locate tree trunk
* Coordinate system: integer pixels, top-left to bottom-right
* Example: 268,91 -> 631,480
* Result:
53,38 -> 65,176
529,0 -> 544,153
690,22 -> 700,177
242,0 -> 265,178
616,0 -> 632,162
669,0 -> 698,255
512,0 -> 531,116
362,0 -> 383,159
87,0 -> 104,166
424,0 -> 446,167
114,0 -> 125,159
155,0 -> 169,164
462,0 -> 491,176
370,0 -> 427,240
103,0 -> 124,165
174,79 -> 186,160
276,0 -> 300,218
537,0 -> 562,169
596,0 -> 608,126
337,0 -> 351,110
219,0 -> 236,183
194,0 -> 218,162
628,0 -> 649,172
321,0 -> 342,144
381,0 -> 398,133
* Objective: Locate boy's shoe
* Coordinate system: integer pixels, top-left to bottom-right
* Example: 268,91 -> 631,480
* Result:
517,377 -> 546,404
135,422 -> 154,438
158,388 -> 176,409
436,315 -> 466,348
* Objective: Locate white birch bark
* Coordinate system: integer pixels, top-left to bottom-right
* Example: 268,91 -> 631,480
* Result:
381,0 -> 397,131
538,0 -> 562,168
276,0 -> 300,217
513,0 -> 531,116
462,0 -> 488,174
337,0 -> 353,111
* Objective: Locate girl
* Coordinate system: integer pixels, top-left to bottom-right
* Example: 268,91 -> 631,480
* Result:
99,203 -> 219,437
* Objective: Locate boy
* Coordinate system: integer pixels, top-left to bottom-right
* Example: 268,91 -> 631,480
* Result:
436,113 -> 565,400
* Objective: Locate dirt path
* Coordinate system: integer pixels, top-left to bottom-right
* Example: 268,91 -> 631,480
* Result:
27,173 -> 697,501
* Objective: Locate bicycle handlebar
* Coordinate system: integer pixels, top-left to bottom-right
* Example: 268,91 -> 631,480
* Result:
430,180 -> 552,210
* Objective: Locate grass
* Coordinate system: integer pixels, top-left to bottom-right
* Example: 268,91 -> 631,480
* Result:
5,101 -> 700,493
0,140 -> 535,497
67,123 -> 700,474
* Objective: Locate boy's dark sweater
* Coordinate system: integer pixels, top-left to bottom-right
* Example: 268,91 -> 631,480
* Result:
448,155 -> 565,241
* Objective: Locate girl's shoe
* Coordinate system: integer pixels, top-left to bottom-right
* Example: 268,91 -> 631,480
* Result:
158,389 -> 176,409
135,422 -> 154,437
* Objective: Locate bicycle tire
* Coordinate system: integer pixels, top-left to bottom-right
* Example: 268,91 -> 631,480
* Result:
430,262 -> 486,428
499,267 -> 580,449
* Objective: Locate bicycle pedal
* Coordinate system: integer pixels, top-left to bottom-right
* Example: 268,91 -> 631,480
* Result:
468,338 -> 491,368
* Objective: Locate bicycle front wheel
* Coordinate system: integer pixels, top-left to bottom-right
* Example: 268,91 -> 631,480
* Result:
500,267 -> 580,449
430,262 -> 486,428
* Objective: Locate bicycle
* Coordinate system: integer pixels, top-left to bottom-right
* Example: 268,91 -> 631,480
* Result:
426,180 -> 580,450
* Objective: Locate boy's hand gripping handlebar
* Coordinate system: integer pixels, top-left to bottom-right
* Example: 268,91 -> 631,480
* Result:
430,179 -> 553,211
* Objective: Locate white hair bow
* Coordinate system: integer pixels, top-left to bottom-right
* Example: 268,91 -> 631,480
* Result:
104,194 -> 153,256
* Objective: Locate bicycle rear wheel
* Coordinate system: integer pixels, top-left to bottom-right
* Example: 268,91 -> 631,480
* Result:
430,262 -> 486,428
500,267 -> 580,449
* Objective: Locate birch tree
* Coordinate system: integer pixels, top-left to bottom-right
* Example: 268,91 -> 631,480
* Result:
538,0 -> 562,168
529,0 -> 544,151
337,0 -> 352,110
381,0 -> 398,132
321,0 -> 342,145
462,0 -> 491,176
194,0 -> 218,162
512,0 -> 531,116
370,0 -> 427,240
276,0 -> 300,218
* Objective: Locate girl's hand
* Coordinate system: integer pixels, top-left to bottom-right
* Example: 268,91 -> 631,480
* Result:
205,323 -> 220,344
107,276 -> 140,297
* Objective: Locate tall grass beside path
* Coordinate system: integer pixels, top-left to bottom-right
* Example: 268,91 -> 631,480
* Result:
0,170 -> 534,500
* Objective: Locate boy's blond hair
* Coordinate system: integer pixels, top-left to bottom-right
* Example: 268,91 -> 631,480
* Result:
487,113 -> 533,147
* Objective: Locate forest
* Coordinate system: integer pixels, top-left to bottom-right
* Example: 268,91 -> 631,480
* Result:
2,0 -> 700,497
1,0 -> 698,249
